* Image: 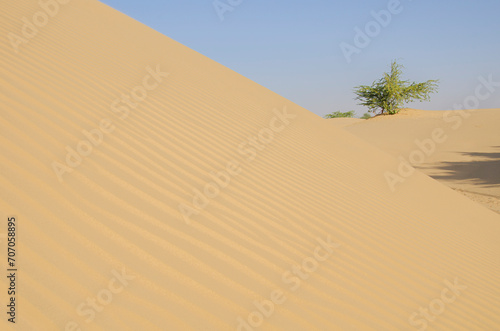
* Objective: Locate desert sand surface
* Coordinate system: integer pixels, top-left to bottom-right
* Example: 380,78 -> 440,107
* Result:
325,117 -> 364,128
344,108 -> 500,213
1,1 -> 499,331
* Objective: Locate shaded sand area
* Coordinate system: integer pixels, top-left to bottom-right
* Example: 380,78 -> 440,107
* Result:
0,1 -> 499,330
344,109 -> 500,213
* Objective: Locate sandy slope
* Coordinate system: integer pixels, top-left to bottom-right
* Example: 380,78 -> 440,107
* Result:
0,1 -> 499,330
345,108 -> 500,213
325,118 -> 364,128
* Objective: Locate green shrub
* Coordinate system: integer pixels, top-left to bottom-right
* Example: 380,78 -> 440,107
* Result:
324,110 -> 355,119
354,61 -> 439,115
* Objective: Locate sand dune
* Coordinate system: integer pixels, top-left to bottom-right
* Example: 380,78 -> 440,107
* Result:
1,1 -> 499,330
325,117 -> 364,128
344,108 -> 500,213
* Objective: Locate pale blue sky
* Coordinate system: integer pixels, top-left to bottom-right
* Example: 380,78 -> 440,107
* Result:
98,0 -> 500,117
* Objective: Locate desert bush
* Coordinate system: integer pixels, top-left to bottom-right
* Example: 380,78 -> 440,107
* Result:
354,61 -> 439,115
324,110 -> 355,119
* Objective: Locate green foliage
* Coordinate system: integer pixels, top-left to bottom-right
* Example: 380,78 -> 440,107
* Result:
360,113 -> 372,119
354,61 -> 439,115
324,110 -> 355,119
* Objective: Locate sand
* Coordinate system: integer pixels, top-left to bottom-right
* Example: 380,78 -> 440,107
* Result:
344,108 -> 500,213
0,1 -> 499,330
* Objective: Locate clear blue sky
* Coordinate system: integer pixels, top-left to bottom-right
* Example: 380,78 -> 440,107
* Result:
98,0 -> 500,117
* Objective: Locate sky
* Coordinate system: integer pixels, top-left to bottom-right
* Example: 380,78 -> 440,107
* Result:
98,0 -> 500,117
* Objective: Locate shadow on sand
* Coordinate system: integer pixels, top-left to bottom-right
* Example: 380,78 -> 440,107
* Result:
426,147 -> 500,188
